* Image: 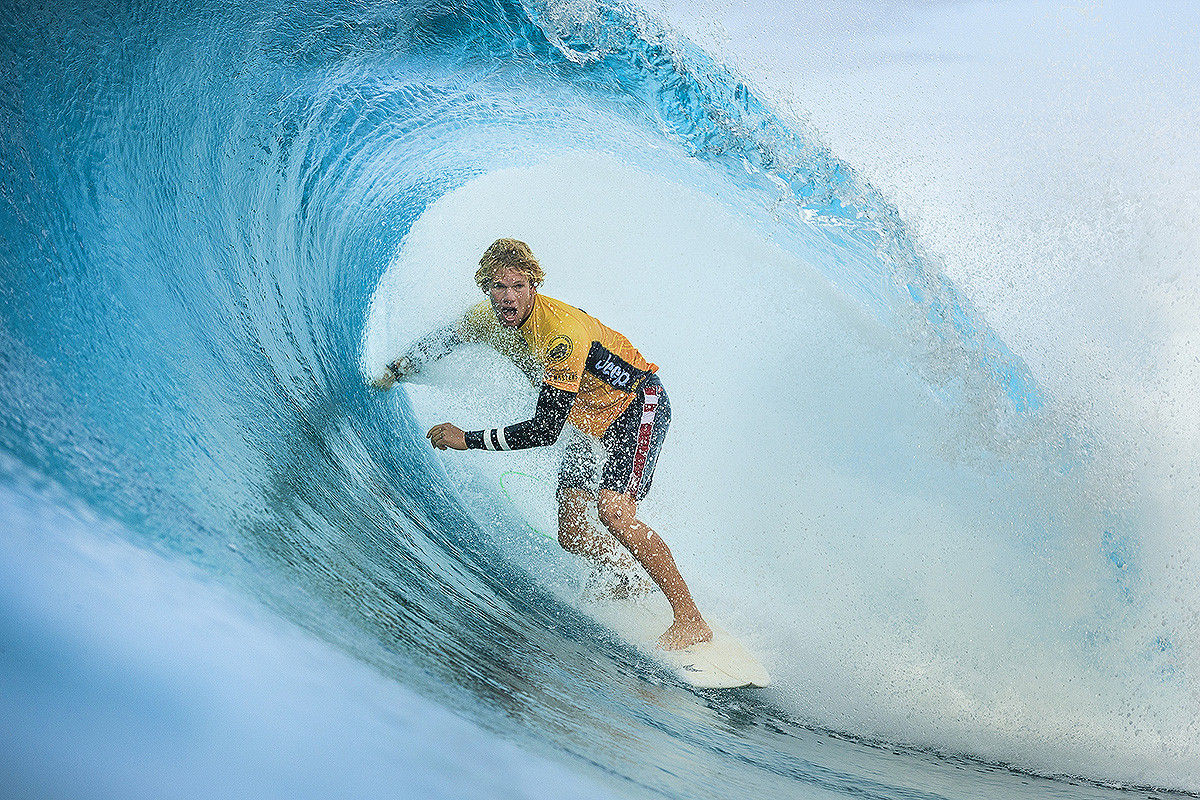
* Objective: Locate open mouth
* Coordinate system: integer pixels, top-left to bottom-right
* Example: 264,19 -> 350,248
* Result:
499,306 -> 520,323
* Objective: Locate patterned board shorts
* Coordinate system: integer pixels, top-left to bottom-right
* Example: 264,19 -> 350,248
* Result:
558,375 -> 670,502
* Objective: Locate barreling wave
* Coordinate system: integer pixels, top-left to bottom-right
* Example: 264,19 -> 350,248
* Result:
1,0 -> 1192,796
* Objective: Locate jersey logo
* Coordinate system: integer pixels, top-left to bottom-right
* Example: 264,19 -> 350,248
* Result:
595,353 -> 632,388
584,342 -> 648,391
546,335 -> 573,364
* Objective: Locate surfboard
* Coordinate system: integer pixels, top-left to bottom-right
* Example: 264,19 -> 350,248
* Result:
587,592 -> 770,689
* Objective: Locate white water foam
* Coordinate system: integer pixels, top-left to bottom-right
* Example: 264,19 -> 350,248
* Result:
651,0 -> 1200,786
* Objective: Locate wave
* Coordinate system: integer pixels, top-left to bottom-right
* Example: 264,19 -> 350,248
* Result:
2,0 -> 1195,795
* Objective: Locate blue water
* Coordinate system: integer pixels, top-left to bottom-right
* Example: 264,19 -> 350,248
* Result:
3,0 -> 1198,798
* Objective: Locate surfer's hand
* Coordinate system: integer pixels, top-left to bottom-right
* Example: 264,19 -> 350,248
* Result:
427,423 -> 467,451
370,372 -> 397,390
371,357 -> 414,390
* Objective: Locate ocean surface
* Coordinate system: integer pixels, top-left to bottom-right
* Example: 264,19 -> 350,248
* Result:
2,1 -> 1198,798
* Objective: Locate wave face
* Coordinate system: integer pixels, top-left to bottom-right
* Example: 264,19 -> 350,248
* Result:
2,0 -> 1196,797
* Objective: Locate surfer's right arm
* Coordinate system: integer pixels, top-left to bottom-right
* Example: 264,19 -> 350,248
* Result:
371,323 -> 464,390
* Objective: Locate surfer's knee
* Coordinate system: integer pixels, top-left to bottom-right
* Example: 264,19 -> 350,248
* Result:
557,519 -> 589,554
597,491 -> 636,534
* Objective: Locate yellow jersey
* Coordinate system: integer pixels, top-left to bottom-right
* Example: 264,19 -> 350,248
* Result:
458,294 -> 657,437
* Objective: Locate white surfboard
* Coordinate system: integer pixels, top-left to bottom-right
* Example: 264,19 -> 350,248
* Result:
587,592 -> 770,689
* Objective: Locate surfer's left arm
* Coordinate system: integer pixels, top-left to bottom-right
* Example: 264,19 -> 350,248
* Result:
372,324 -> 465,389
426,383 -> 574,451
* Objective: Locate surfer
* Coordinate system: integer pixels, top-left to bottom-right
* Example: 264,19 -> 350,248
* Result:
372,238 -> 712,650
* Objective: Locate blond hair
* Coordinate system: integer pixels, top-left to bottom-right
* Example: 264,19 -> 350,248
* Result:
475,238 -> 545,291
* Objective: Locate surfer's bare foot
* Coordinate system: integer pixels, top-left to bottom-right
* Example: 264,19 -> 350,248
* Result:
658,617 -> 713,651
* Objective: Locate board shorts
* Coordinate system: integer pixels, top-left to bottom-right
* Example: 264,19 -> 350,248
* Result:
558,375 -> 670,502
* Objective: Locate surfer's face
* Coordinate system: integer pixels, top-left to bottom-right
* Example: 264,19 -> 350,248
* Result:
488,268 -> 536,328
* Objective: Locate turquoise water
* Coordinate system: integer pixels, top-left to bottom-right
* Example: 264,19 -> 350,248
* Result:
2,1 -> 1197,797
